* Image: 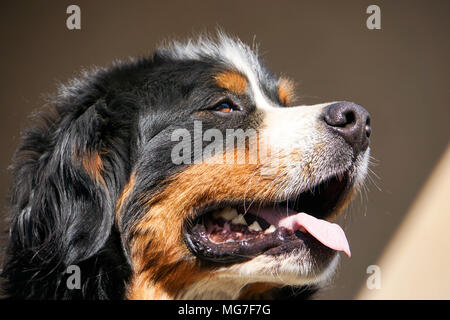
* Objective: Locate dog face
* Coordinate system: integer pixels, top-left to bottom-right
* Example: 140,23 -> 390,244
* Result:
2,34 -> 371,300
115,36 -> 371,299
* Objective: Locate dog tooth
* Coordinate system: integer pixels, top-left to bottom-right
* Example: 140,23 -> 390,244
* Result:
248,221 -> 262,232
231,214 -> 247,225
264,225 -> 276,234
217,207 -> 238,221
222,208 -> 238,220
337,172 -> 343,182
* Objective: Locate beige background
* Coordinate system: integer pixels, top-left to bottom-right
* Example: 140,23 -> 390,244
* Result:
0,1 -> 449,299
359,146 -> 450,299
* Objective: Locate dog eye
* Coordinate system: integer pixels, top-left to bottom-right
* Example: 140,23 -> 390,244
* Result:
213,102 -> 239,114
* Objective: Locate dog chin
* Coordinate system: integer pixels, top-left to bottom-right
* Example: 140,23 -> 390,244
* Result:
220,250 -> 340,286
179,251 -> 340,300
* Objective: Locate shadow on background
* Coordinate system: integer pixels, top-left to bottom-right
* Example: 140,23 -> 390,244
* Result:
0,0 -> 449,299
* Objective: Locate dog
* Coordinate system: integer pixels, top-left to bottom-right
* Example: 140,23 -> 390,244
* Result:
1,33 -> 371,299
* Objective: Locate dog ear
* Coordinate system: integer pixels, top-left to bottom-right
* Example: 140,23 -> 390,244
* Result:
2,95 -> 136,298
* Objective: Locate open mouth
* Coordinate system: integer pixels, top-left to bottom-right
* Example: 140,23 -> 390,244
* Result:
184,170 -> 352,264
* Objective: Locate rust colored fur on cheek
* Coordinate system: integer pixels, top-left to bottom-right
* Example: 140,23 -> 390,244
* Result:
82,151 -> 106,186
278,77 -> 295,106
126,148 -> 287,299
128,262 -> 213,300
215,71 -> 248,94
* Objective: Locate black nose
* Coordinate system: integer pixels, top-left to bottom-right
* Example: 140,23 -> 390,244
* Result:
324,101 -> 371,154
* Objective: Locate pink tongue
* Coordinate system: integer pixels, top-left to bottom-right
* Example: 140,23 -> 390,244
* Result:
252,208 -> 351,257
278,213 -> 351,257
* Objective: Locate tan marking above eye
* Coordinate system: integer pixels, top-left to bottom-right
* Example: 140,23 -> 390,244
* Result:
278,77 -> 296,106
214,71 -> 248,94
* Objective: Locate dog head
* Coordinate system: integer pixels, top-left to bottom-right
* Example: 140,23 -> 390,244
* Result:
2,34 -> 371,299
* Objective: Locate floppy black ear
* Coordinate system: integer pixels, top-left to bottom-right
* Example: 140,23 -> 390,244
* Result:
2,95 -> 136,299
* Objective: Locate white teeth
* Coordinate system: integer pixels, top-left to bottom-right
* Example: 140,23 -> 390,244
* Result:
248,221 -> 262,232
264,225 -> 276,234
231,214 -> 247,225
213,207 -> 238,221
337,172 -> 343,182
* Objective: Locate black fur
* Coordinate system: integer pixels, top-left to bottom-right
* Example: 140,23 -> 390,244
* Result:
0,62 -> 143,298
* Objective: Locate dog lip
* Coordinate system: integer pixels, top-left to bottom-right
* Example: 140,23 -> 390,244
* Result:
183,169 -> 352,263
183,224 -> 308,264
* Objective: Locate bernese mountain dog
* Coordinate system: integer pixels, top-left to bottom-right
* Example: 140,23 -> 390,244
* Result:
0,33 -> 371,300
